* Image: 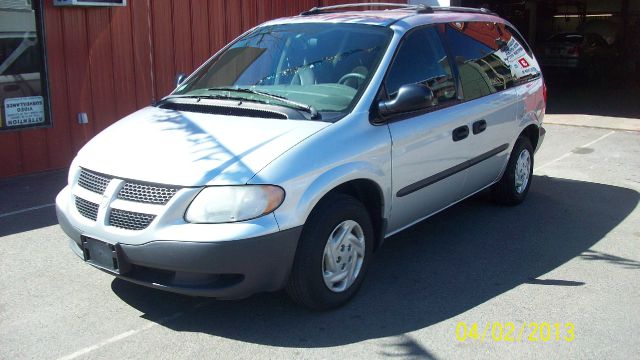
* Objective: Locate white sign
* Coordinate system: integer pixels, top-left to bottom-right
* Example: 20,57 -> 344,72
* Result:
495,38 -> 539,79
3,96 -> 45,127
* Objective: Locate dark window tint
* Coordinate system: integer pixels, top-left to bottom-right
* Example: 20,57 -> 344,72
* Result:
445,22 -> 540,101
385,26 -> 456,106
445,22 -> 515,101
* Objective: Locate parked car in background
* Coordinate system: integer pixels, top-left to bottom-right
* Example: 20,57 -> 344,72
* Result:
56,3 -> 546,310
538,32 -> 614,73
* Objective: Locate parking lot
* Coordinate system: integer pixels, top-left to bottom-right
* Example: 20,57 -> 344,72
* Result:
1,115 -> 639,359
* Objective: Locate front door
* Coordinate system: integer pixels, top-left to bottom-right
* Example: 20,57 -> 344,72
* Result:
382,26 -> 474,234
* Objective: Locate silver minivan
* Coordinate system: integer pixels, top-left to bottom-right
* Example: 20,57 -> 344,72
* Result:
56,4 -> 546,309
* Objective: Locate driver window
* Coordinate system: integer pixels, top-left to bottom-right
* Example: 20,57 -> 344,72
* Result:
385,26 -> 456,106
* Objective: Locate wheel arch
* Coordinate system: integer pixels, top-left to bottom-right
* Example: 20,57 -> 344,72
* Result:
294,163 -> 389,253
323,179 -> 386,253
519,123 -> 540,150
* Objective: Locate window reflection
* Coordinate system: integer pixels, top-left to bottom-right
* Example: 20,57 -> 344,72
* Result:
445,21 -> 540,101
386,26 -> 456,107
0,0 -> 47,130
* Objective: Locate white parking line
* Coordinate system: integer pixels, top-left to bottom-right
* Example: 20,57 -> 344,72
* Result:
534,130 -> 615,171
56,301 -> 210,360
0,203 -> 55,219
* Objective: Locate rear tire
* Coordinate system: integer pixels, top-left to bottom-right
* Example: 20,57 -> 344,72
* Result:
286,194 -> 374,310
492,136 -> 534,206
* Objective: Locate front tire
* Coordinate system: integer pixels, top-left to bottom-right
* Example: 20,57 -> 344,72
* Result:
286,194 -> 374,310
492,136 -> 534,205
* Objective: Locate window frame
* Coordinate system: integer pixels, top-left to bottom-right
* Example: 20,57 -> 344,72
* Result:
1,0 -> 53,132
371,24 -> 461,124
505,24 -> 534,57
438,20 -> 542,104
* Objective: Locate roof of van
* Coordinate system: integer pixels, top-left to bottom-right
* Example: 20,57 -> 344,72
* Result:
263,8 -> 503,28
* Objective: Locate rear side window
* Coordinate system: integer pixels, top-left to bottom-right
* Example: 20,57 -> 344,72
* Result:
444,22 -> 540,101
503,25 -> 541,84
385,26 -> 456,107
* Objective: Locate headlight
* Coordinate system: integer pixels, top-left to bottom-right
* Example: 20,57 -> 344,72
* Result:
185,185 -> 285,223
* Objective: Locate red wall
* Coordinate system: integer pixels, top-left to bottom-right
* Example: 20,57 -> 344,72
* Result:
0,0 -> 404,178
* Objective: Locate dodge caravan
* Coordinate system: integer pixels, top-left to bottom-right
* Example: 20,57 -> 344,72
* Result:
56,4 -> 546,309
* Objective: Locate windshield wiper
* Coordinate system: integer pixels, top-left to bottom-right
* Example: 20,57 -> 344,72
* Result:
163,93 -> 268,103
208,87 -> 320,119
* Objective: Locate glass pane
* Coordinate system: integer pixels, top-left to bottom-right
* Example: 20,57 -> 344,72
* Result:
0,0 -> 48,130
175,23 -> 393,113
504,25 -> 542,85
385,26 -> 456,105
445,22 -> 540,101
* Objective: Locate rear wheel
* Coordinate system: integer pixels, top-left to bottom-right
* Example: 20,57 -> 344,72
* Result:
492,136 -> 534,205
286,194 -> 373,310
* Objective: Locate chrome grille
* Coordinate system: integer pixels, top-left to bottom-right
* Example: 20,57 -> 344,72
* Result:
118,182 -> 178,205
78,169 -> 111,194
75,197 -> 99,221
109,209 -> 156,230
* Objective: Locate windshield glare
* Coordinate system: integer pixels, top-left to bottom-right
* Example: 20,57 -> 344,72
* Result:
173,23 -> 393,113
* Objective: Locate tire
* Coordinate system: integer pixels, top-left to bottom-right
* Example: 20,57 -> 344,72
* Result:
492,136 -> 534,206
286,194 -> 374,310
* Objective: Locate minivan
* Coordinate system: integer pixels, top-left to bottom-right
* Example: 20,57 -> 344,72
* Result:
56,3 -> 546,309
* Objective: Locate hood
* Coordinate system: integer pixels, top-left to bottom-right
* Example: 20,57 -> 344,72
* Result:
75,106 -> 330,186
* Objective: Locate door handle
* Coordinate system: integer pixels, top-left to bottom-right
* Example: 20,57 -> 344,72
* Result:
452,125 -> 469,142
473,120 -> 487,134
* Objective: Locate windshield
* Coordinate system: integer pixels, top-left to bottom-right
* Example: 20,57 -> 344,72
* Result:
173,23 -> 393,114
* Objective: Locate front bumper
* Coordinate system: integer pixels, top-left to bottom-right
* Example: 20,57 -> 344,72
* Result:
57,189 -> 302,299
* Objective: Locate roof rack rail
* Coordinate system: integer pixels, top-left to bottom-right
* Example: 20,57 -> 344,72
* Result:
431,6 -> 497,16
300,3 -> 429,16
299,3 -> 497,16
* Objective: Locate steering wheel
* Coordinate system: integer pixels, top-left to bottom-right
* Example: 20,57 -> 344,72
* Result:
338,72 -> 367,88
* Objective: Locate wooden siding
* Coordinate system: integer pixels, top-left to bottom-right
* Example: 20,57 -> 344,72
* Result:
0,0 -> 404,178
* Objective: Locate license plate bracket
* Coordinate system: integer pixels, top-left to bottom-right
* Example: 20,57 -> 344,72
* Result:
81,237 -> 120,274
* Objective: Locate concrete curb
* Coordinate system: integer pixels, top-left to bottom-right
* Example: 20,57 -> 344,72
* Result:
544,114 -> 640,132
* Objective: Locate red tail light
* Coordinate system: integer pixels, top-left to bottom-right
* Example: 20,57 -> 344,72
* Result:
567,46 -> 580,55
543,81 -> 548,105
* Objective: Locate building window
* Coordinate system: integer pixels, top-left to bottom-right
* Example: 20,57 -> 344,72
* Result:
0,0 -> 50,131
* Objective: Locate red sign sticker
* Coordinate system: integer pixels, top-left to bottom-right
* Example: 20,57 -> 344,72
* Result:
518,58 -> 530,68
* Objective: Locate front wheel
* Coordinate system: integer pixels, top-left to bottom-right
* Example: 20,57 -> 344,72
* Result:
286,194 -> 374,310
492,136 -> 534,206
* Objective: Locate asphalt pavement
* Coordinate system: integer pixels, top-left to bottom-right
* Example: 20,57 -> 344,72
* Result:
1,123 -> 639,360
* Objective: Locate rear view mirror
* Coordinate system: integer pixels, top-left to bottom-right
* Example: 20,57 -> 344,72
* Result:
378,84 -> 434,117
175,73 -> 187,88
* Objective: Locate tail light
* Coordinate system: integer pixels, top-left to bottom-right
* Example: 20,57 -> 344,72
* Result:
567,46 -> 580,56
543,81 -> 548,105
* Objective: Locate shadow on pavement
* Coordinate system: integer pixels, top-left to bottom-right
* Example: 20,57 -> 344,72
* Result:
0,169 -> 67,237
112,175 -> 639,347
0,207 -> 58,238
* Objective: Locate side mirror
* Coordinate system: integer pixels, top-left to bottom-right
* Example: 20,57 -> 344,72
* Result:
175,73 -> 187,88
377,84 -> 434,117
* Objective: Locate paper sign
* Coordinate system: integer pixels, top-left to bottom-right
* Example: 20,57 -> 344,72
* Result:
3,96 -> 45,127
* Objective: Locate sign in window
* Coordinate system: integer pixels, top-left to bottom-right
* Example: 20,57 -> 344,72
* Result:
0,0 -> 50,131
